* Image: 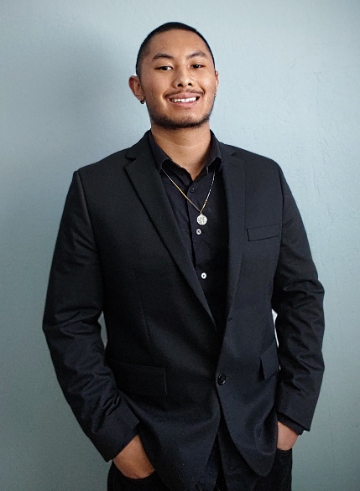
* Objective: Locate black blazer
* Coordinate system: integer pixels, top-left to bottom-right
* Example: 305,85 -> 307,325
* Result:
43,133 -> 324,491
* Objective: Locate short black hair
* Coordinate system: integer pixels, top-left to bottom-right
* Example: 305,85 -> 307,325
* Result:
135,22 -> 215,77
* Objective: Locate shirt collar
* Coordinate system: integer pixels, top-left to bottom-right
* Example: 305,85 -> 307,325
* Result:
148,130 -> 222,174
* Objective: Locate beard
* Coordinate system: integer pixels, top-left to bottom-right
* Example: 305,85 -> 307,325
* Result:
146,99 -> 216,130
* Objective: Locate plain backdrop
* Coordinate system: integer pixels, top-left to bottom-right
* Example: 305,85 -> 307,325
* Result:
1,1 -> 359,490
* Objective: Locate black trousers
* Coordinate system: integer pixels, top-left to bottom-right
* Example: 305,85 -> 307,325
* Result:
107,448 -> 292,491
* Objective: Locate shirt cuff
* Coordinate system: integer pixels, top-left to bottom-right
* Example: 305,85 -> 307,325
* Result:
110,424 -> 139,460
277,413 -> 305,435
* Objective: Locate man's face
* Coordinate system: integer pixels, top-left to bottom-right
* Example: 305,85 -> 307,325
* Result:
130,29 -> 219,130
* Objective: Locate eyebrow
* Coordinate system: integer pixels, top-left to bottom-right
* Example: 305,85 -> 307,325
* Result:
152,50 -> 208,61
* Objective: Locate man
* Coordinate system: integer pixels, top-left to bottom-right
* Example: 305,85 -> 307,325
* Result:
43,22 -> 325,491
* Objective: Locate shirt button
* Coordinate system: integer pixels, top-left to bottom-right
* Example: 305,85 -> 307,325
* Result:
189,187 -> 195,193
217,374 -> 227,385
200,272 -> 207,279
196,229 -> 202,235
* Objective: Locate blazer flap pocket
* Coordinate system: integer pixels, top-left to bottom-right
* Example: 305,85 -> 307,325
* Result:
108,359 -> 167,398
247,223 -> 280,241
260,341 -> 279,380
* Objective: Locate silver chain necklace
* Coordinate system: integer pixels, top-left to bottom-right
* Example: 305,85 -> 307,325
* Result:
162,168 -> 216,225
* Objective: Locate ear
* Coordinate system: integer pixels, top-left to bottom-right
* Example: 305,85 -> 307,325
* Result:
129,75 -> 145,102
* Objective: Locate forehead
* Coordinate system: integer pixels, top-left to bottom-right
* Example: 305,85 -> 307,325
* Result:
145,29 -> 212,61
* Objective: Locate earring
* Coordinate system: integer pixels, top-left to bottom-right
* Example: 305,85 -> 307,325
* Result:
140,99 -> 145,104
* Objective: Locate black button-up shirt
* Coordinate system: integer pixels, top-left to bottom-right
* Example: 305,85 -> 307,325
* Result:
148,131 -> 228,334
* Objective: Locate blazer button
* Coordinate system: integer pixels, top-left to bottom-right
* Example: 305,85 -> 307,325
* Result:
217,374 -> 227,385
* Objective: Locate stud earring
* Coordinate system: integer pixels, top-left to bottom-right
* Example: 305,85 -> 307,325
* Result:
140,99 -> 145,104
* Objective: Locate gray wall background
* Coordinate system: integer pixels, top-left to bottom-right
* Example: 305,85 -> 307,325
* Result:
1,1 -> 359,490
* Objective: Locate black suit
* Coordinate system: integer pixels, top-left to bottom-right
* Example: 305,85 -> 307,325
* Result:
43,133 -> 324,491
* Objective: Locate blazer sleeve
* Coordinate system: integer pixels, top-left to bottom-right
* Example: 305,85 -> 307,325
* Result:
272,167 -> 325,431
43,171 -> 139,461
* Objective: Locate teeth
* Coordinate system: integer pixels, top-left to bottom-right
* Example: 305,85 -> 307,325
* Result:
171,97 -> 197,103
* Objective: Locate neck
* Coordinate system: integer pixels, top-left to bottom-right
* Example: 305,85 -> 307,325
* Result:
151,123 -> 212,180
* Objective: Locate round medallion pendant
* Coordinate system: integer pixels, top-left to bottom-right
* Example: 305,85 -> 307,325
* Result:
197,214 -> 207,225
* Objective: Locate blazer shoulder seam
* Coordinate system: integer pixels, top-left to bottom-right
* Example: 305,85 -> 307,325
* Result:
220,142 -> 280,168
77,148 -> 130,176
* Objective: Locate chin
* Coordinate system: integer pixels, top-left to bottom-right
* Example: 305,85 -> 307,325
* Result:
150,112 -> 212,130
147,103 -> 215,131
153,118 -> 210,130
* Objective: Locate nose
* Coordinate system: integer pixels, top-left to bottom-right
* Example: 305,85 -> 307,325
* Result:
172,67 -> 193,87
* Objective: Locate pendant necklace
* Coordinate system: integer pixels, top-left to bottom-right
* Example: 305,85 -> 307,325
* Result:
162,168 -> 215,225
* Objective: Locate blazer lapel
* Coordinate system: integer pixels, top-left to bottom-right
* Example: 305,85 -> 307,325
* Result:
220,143 -> 246,317
125,135 -> 214,323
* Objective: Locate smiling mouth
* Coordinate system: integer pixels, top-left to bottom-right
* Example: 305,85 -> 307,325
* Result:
168,94 -> 201,104
170,97 -> 199,103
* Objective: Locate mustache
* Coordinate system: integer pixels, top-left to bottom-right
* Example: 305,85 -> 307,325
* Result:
166,90 -> 204,97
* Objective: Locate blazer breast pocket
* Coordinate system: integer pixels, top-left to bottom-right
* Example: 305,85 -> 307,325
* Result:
247,223 -> 281,241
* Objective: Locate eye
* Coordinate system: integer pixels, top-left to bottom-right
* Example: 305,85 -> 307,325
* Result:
156,66 -> 172,71
192,64 -> 204,69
